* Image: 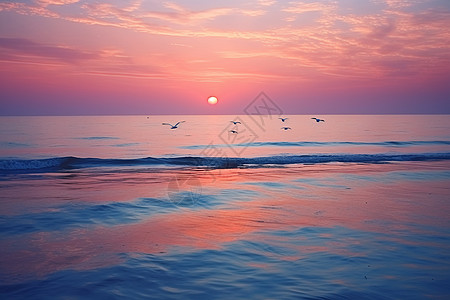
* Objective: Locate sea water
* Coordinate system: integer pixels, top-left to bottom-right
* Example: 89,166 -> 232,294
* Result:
0,115 -> 449,299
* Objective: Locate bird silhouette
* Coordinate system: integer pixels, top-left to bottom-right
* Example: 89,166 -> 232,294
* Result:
281,127 -> 291,130
311,118 -> 325,122
279,117 -> 288,122
229,130 -> 238,134
230,121 -> 241,125
162,121 -> 185,129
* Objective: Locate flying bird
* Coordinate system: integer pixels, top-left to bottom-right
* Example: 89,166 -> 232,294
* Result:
230,121 -> 241,125
229,130 -> 238,134
162,121 -> 185,129
281,127 -> 291,130
279,117 -> 288,122
311,118 -> 325,122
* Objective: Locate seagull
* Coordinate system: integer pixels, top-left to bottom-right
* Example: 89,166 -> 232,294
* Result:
229,130 -> 238,134
281,127 -> 291,130
162,121 -> 185,129
279,117 -> 288,122
230,121 -> 241,125
311,118 -> 325,122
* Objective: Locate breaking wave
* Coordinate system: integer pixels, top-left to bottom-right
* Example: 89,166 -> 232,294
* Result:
1,153 -> 450,172
181,140 -> 450,149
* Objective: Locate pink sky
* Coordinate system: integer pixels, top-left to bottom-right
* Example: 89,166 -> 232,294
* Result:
0,0 -> 449,115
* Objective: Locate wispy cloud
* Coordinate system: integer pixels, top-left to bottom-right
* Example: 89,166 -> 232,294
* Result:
282,1 -> 334,14
1,0 -> 449,83
385,0 -> 420,9
0,37 -> 161,81
0,38 -> 99,63
37,0 -> 80,7
366,19 -> 397,40
258,0 -> 277,7
0,2 -> 59,18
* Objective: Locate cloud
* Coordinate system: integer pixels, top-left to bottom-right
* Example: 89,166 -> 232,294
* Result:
0,38 -> 99,64
1,0 -> 449,83
282,1 -> 334,14
412,9 -> 450,25
385,0 -> 419,9
258,0 -> 277,6
366,19 -> 396,39
0,2 -> 59,18
83,71 -> 167,80
0,36 -> 171,81
37,0 -> 80,7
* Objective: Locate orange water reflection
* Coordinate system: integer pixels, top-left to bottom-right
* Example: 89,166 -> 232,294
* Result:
1,161 -> 449,283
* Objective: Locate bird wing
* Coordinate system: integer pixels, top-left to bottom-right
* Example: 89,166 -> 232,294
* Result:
162,123 -> 173,126
174,121 -> 185,127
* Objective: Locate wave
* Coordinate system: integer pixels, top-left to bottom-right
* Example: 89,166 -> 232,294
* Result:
181,140 -> 450,149
1,153 -> 450,172
75,136 -> 119,140
0,141 -> 32,148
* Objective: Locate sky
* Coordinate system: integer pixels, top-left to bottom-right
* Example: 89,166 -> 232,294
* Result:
0,0 -> 449,115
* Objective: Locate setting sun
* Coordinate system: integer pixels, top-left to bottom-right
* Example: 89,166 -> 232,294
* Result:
207,96 -> 218,105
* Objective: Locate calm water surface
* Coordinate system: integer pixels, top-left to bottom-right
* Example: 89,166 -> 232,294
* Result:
0,115 -> 449,299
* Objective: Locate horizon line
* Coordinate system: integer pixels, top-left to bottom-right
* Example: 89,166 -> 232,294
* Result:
1,113 -> 450,117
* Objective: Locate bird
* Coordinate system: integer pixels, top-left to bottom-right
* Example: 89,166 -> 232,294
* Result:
162,121 -> 185,129
281,127 -> 291,130
230,121 -> 241,125
279,117 -> 288,122
311,117 -> 325,122
229,130 -> 238,134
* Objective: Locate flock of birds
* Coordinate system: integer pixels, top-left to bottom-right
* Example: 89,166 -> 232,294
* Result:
277,117 -> 324,132
161,117 -> 325,133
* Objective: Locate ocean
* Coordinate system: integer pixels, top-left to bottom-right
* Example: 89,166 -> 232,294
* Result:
1,114 -> 449,299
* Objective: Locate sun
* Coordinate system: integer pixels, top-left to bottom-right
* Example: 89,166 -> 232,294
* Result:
207,96 -> 218,105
